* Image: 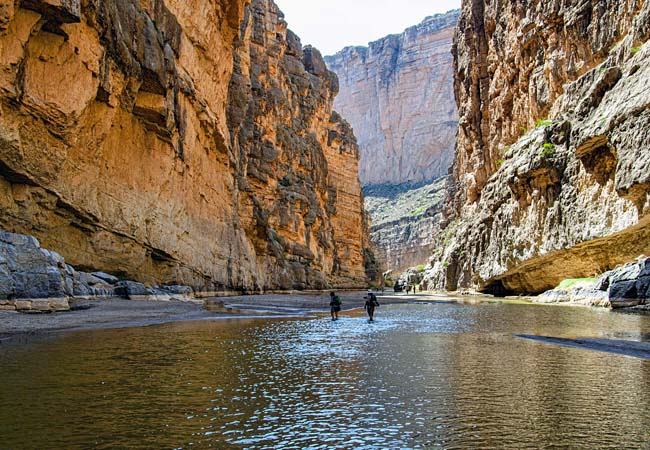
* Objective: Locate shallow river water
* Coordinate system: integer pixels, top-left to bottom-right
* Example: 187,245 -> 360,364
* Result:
1,302 -> 650,449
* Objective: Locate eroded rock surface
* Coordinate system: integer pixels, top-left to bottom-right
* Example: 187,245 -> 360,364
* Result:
426,0 -> 650,294
364,179 -> 446,274
0,229 -> 201,311
536,257 -> 650,309
325,10 -> 460,186
0,0 -> 373,293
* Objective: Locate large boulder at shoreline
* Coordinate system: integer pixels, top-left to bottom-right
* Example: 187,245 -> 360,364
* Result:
0,230 -> 71,311
600,258 -> 650,308
536,258 -> 650,309
0,229 -> 200,311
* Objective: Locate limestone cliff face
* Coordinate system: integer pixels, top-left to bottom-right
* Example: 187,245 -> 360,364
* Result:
426,0 -> 650,294
325,10 -> 460,186
451,0 -> 645,207
364,179 -> 445,275
0,0 -> 371,293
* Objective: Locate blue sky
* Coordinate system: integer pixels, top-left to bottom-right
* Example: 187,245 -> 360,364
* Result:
274,0 -> 462,56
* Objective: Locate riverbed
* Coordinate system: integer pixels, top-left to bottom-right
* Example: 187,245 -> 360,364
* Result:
1,301 -> 649,449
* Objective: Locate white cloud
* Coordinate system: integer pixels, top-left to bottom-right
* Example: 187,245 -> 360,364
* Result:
274,0 -> 462,55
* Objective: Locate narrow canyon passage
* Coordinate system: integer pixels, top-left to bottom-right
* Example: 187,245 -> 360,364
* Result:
1,0 -> 650,449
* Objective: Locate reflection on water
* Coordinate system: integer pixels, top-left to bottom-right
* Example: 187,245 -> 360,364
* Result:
1,303 -> 649,449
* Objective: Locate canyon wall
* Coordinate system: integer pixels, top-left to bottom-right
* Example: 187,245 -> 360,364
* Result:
325,10 -> 460,187
426,0 -> 650,294
364,179 -> 446,275
0,0 -> 372,293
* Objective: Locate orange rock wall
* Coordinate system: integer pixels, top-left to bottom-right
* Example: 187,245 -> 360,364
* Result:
0,0 -> 371,292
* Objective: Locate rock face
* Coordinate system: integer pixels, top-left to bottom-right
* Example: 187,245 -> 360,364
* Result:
536,257 -> 650,309
325,10 -> 460,186
425,0 -> 650,294
364,179 -> 446,274
0,229 -> 199,310
0,0 -> 373,292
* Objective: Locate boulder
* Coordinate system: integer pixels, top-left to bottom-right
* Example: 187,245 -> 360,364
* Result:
76,271 -> 111,286
114,281 -> 149,299
0,231 -> 68,302
91,272 -> 120,284
607,258 -> 650,308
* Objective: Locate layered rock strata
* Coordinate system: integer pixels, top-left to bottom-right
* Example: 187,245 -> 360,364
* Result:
0,0 -> 372,293
325,10 -> 460,186
364,178 -> 446,274
426,0 -> 650,294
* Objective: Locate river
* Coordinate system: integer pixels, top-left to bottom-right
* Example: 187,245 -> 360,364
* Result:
1,301 -> 649,449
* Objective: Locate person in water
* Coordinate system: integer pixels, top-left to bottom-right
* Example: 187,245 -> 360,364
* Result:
364,291 -> 380,322
330,291 -> 342,321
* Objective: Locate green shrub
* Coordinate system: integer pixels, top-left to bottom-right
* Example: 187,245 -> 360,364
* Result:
279,176 -> 291,187
540,142 -> 555,158
415,264 -> 427,272
631,46 -> 642,55
556,278 -> 598,290
442,261 -> 450,268
497,159 -> 504,166
536,118 -> 553,128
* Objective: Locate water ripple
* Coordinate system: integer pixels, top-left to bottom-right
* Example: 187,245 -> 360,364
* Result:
0,303 -> 649,449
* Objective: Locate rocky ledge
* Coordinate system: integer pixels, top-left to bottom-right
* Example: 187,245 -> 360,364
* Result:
538,257 -> 650,310
0,230 -> 196,312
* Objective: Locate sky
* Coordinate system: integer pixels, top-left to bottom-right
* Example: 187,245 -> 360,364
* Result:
274,0 -> 462,56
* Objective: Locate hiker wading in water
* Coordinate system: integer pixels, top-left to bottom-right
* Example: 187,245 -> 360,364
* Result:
364,291 -> 380,322
330,292 -> 342,321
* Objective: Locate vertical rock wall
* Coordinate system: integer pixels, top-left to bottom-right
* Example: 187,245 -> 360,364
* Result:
426,0 -> 650,294
452,0 -> 644,207
325,10 -> 460,187
0,0 -> 372,293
